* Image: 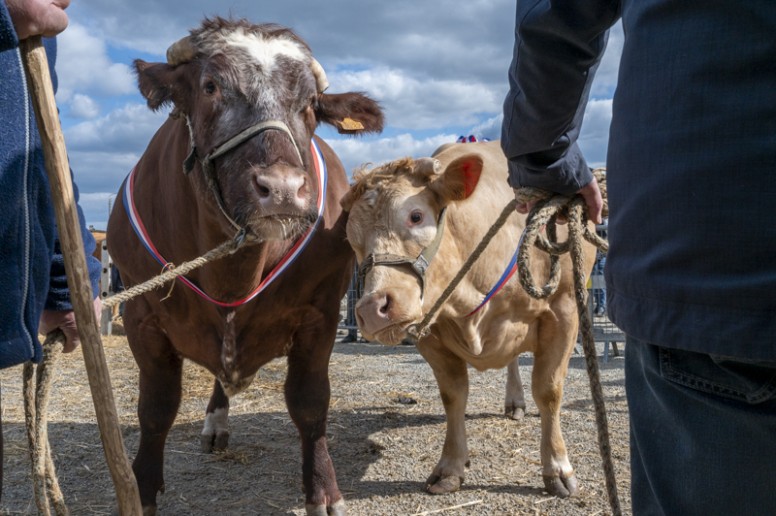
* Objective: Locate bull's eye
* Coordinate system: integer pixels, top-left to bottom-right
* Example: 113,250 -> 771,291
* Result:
203,81 -> 217,95
409,210 -> 424,225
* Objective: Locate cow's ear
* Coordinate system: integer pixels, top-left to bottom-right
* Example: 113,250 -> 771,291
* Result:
429,155 -> 483,203
316,92 -> 384,135
340,186 -> 357,212
135,60 -> 181,111
340,180 -> 367,212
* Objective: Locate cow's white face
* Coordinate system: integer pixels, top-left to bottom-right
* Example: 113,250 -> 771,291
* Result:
343,156 -> 483,345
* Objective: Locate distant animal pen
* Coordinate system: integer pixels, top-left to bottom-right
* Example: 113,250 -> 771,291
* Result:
337,264 -> 625,361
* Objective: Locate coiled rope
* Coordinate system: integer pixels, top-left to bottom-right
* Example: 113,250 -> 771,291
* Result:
23,331 -> 68,516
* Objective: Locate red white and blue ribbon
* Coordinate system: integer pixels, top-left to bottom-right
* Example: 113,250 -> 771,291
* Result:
122,139 -> 327,308
465,247 -> 519,317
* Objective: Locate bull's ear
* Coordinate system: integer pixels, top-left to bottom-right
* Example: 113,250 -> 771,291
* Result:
428,154 -> 483,203
316,92 -> 384,135
135,60 -> 179,111
340,181 -> 365,212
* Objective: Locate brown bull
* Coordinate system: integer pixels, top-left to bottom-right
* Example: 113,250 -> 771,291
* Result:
107,18 -> 383,515
342,140 -> 595,498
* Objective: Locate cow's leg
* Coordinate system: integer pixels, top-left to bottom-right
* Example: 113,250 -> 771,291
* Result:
126,308 -> 183,514
417,338 -> 469,495
505,356 -> 526,419
201,379 -> 230,452
531,316 -> 578,498
285,320 -> 345,516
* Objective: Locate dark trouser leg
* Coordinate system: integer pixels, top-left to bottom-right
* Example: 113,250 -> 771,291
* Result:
625,337 -> 776,516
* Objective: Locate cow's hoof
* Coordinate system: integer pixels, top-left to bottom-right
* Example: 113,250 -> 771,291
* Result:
200,431 -> 229,453
142,505 -> 157,516
543,472 -> 579,498
305,498 -> 346,515
425,474 -> 463,495
504,404 -> 526,420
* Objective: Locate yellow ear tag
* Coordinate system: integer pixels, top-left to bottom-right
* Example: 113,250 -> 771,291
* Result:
339,117 -> 365,130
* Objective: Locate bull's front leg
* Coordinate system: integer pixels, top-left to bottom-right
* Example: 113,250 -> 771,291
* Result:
417,339 -> 470,495
286,321 -> 345,516
126,313 -> 183,515
532,331 -> 578,498
201,379 -> 230,452
505,355 -> 527,419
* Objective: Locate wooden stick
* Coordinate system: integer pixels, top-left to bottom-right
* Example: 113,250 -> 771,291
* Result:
20,36 -> 143,516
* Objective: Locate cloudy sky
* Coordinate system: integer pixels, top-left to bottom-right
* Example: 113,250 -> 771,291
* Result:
54,0 -> 623,229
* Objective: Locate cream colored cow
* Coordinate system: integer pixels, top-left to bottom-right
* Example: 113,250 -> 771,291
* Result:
342,140 -> 596,498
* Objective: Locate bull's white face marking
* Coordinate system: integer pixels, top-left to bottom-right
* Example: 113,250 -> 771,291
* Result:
223,29 -> 307,74
202,407 -> 229,436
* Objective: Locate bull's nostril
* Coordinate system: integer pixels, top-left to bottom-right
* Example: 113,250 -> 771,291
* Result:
379,295 -> 391,316
257,184 -> 270,198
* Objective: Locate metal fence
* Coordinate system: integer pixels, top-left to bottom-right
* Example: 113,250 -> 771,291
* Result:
586,273 -> 625,362
337,265 -> 625,361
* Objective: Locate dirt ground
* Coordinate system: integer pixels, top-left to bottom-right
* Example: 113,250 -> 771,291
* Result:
0,328 -> 630,516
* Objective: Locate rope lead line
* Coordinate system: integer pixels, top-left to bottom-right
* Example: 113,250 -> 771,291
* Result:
515,192 -> 619,515
101,231 -> 251,310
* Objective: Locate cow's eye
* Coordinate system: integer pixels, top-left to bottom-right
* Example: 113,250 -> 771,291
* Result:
203,81 -> 217,95
409,210 -> 424,225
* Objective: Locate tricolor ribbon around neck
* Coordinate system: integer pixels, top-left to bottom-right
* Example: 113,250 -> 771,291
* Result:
123,139 -> 327,308
465,246 -> 519,317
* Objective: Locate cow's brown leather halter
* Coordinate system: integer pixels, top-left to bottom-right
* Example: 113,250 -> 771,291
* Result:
182,117 -> 305,235
357,209 -> 447,298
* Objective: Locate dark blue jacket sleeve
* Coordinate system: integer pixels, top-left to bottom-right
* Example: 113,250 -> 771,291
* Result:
501,0 -> 621,195
0,1 -> 19,51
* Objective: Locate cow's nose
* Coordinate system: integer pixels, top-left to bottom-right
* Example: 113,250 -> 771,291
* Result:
254,169 -> 308,211
355,292 -> 394,334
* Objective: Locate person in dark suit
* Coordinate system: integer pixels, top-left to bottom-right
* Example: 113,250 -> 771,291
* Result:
501,1 -> 776,514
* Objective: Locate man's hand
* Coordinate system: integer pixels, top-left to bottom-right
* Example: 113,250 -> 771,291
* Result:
39,297 -> 102,353
6,0 -> 71,40
514,177 -> 603,225
578,178 -> 603,225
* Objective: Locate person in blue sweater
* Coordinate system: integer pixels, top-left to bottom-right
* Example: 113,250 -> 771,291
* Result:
1,0 -> 101,497
502,1 -> 776,514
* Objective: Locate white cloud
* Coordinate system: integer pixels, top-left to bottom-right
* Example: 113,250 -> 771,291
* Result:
65,103 -> 168,153
56,23 -> 136,101
331,67 -> 505,130
68,94 -> 100,119
328,133 -> 457,176
578,98 -> 613,167
591,21 -> 623,98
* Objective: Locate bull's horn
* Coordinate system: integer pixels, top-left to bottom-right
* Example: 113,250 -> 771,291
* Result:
415,158 -> 442,176
310,58 -> 329,93
166,36 -> 197,65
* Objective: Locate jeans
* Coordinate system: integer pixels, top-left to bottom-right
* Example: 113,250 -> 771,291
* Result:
625,337 -> 776,516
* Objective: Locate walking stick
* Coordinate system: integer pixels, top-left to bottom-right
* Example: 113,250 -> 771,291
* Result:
20,36 -> 143,516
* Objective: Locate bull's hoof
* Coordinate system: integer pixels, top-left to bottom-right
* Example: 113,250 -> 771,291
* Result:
425,473 -> 463,495
543,472 -> 579,498
200,431 -> 229,453
504,404 -> 526,420
305,498 -> 347,515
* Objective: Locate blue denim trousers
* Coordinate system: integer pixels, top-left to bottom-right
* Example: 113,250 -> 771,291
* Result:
625,337 -> 776,516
